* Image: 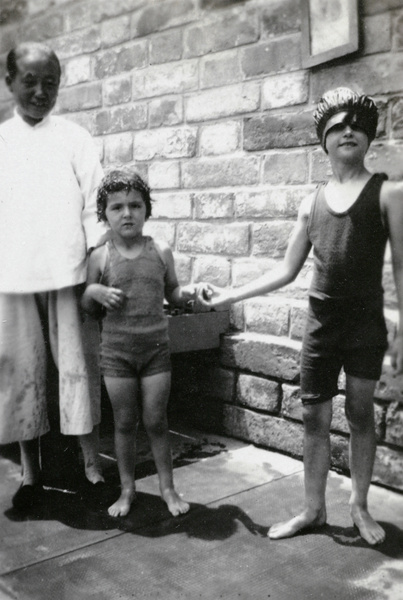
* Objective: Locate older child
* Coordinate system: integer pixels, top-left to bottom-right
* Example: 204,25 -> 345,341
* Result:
82,169 -> 203,517
201,88 -> 403,545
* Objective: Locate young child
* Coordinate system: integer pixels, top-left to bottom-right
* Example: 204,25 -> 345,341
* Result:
200,88 -> 403,545
82,169 -> 201,518
0,42 -> 106,511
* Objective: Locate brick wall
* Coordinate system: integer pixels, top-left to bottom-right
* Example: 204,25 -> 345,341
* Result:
1,0 -> 403,491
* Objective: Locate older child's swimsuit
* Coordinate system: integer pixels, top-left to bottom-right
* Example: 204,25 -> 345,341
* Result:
100,237 -> 171,378
300,173 -> 389,405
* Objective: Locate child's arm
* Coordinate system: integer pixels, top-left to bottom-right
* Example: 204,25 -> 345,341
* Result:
200,193 -> 314,310
382,181 -> 403,373
157,242 -> 198,306
81,246 -> 125,314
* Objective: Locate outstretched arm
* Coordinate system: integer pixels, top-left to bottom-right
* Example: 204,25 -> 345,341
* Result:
383,181 -> 403,373
201,194 -> 313,309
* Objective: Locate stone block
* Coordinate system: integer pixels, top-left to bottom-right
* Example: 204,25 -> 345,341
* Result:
177,222 -> 249,255
329,434 -> 349,472
311,149 -> 332,183
182,156 -> 259,188
237,374 -> 281,413
133,127 -> 197,161
375,358 -> 403,403
229,302 -> 244,332
289,303 -> 308,341
132,60 -> 198,99
143,221 -> 176,247
262,71 -> 309,110
172,252 -> 192,286
64,56 -> 92,87
95,41 -> 147,79
394,11 -> 403,49
252,221 -> 295,258
57,82 -> 102,112
373,445 -> 403,490
148,161 -> 181,190
100,15 -> 131,48
64,3 -> 99,33
21,13 -> 64,42
235,187 -> 306,218
131,0 -> 196,38
263,152 -> 309,185
184,7 -> 259,57
193,192 -> 235,219
149,97 -> 183,128
186,82 -> 260,122
152,192 -> 192,219
150,29 -> 183,64
221,332 -> 301,381
64,112 -> 97,137
103,76 -> 132,106
244,297 -> 290,337
103,132 -> 133,164
385,402 -> 403,446
52,27 -> 101,60
200,51 -> 242,89
244,110 -> 317,151
262,0 -> 301,36
95,104 -> 147,135
96,0 -> 145,20
193,255 -> 231,286
363,13 -> 392,54
391,97 -> 403,138
199,121 -> 241,156
241,36 -> 301,78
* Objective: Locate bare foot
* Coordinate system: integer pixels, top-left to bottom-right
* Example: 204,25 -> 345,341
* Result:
108,489 -> 136,518
268,507 -> 327,540
351,505 -> 385,545
161,488 -> 189,517
85,466 -> 105,485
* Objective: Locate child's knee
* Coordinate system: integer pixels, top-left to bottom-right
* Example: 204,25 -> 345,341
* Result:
303,403 -> 331,434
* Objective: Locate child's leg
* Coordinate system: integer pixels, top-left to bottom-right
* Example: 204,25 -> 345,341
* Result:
141,371 -> 189,517
269,400 -> 331,539
103,376 -> 139,517
79,425 -> 104,484
345,375 -> 385,545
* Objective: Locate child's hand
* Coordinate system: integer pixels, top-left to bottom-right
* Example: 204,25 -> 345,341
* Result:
89,284 -> 125,311
197,283 -> 232,311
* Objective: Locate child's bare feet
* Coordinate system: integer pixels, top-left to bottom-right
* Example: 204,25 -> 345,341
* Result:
351,505 -> 385,545
108,488 -> 136,518
268,507 -> 326,539
161,488 -> 189,517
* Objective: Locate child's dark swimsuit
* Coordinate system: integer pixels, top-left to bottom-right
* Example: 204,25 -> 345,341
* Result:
301,173 -> 389,405
100,237 -> 171,378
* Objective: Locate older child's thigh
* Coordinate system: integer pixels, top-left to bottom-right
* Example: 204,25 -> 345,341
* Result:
141,372 -> 171,426
104,376 -> 140,425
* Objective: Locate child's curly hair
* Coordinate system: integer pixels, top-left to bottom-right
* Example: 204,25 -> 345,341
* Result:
97,168 -> 153,222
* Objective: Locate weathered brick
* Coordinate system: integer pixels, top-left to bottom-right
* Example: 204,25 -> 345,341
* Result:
57,82 -> 102,112
95,41 -> 147,78
244,297 -> 290,337
289,302 -> 308,340
103,75 -> 132,106
262,71 -> 309,110
391,97 -> 403,138
311,148 -> 332,183
132,60 -> 198,99
103,132 -> 133,163
193,192 -> 235,219
311,54 -> 403,99
199,121 -> 241,156
186,82 -> 260,122
375,357 -> 403,403
263,152 -> 309,185
21,13 -> 64,42
152,192 -> 192,219
366,142 -> 403,181
232,257 -> 278,287
395,11 -> 403,49
182,156 -> 260,188
363,0 -> 403,15
223,405 -> 304,456
252,221 -> 295,258
237,374 -> 281,413
149,97 -> 183,128
373,445 -> 403,490
244,110 -> 317,151
193,255 -> 231,286
385,402 -> 403,446
262,0 -> 301,37
221,332 -> 301,381
64,56 -> 92,87
172,252 -> 192,286
143,221 -> 176,247
200,51 -> 242,89
150,29 -> 183,64
64,4 -> 99,33
95,104 -> 147,135
100,15 -> 131,48
133,127 -> 197,161
96,0 -> 145,20
363,13 -> 392,54
230,302 -> 244,332
235,187 -> 306,219
52,27 -> 101,60
148,161 -> 181,190
177,222 -> 249,255
0,0 -> 26,23
131,0 -> 195,37
241,36 -> 301,78
329,434 -> 349,472
64,112 -> 97,136
184,8 -> 259,57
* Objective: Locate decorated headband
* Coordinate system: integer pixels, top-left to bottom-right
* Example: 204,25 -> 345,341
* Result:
313,87 -> 378,152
